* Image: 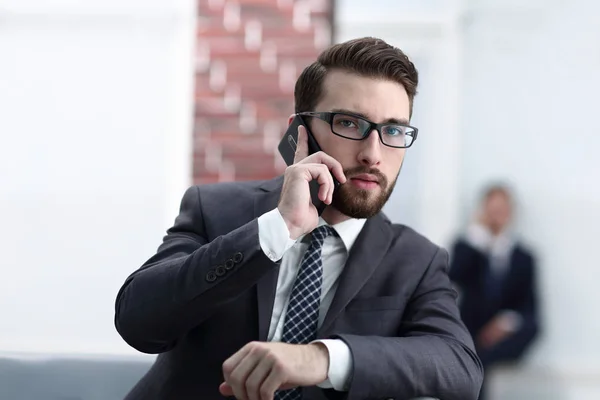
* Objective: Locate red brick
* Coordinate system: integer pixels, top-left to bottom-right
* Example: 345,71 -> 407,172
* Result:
194,176 -> 222,185
195,97 -> 240,117
193,0 -> 333,184
239,86 -> 288,100
194,115 -> 242,134
206,38 -> 256,57
222,60 -> 278,76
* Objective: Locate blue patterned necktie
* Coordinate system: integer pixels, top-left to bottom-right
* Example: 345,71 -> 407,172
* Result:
274,225 -> 336,400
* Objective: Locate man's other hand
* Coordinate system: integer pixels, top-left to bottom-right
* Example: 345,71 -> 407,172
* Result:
219,341 -> 329,400
477,315 -> 515,349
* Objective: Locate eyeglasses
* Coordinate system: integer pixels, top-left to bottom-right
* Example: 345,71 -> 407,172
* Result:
298,111 -> 418,149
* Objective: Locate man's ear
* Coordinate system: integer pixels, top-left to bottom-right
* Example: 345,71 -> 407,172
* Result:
287,114 -> 295,126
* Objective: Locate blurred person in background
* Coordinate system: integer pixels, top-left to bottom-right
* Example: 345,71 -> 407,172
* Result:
450,184 -> 540,400
114,37 -> 482,400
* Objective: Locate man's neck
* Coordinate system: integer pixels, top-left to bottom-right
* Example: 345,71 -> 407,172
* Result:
489,224 -> 508,237
321,206 -> 352,226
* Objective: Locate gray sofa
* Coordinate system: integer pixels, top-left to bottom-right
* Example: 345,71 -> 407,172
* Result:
0,357 -> 152,400
0,356 -> 440,400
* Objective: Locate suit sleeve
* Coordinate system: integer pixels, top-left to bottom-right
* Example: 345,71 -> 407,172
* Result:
479,252 -> 540,365
514,252 -> 539,331
114,185 -> 278,354
332,248 -> 484,400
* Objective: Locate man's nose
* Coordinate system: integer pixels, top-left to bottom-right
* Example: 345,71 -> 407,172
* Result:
357,129 -> 382,167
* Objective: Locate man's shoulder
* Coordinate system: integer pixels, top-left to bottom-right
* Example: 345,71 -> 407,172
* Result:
193,176 -> 282,198
174,176 -> 282,236
513,240 -> 536,262
382,215 -> 443,257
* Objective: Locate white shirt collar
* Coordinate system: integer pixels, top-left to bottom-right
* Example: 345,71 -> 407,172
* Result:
317,217 -> 367,252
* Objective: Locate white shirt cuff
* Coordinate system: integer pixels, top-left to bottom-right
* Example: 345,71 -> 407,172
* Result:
311,339 -> 353,391
257,208 -> 297,262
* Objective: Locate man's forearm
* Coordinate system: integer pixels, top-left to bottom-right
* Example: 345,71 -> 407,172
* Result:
335,334 -> 483,400
115,219 -> 276,354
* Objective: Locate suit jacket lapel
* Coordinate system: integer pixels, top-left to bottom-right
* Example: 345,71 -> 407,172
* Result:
254,176 -> 284,341
318,213 -> 393,337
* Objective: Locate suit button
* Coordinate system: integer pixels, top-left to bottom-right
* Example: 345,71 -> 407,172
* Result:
225,259 -> 235,270
215,265 -> 226,276
206,270 -> 217,282
233,252 -> 243,263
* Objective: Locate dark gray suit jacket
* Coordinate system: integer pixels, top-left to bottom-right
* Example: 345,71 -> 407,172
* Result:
114,177 -> 483,400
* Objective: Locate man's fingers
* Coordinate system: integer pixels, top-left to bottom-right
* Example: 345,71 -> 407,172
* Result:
260,366 -> 287,400
326,157 -> 347,186
301,164 -> 334,204
318,181 -> 329,204
226,348 -> 261,400
219,382 -> 234,397
291,124 -> 346,187
299,151 -> 346,185
222,344 -> 285,400
223,344 -> 252,379
314,164 -> 332,203
327,168 -> 335,204
245,356 -> 275,400
293,125 -> 309,164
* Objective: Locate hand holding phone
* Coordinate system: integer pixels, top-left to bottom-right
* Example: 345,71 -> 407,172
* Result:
276,115 -> 345,239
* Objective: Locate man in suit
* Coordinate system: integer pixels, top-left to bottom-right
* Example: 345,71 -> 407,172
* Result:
114,37 -> 483,400
449,184 -> 540,399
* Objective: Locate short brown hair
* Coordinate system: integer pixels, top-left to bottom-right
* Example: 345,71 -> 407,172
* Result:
482,183 -> 513,203
294,37 -> 419,117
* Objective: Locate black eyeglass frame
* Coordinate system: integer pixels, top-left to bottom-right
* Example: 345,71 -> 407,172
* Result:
297,111 -> 419,149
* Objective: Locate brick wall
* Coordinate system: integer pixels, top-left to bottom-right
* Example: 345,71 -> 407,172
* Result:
194,0 -> 334,184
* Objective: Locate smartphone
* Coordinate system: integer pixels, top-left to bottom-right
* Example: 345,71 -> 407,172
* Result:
277,114 -> 340,216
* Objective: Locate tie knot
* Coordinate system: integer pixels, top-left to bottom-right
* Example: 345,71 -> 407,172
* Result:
310,225 -> 336,245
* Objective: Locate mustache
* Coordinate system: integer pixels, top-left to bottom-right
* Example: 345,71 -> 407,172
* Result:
343,166 -> 388,186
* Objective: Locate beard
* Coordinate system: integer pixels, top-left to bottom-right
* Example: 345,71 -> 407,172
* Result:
331,165 -> 400,219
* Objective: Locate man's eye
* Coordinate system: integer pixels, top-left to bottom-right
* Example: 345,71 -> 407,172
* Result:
339,119 -> 357,128
384,126 -> 404,136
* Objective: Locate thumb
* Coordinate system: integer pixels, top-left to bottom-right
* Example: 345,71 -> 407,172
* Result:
293,125 -> 309,164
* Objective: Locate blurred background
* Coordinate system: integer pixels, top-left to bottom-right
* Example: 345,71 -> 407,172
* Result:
0,0 -> 598,399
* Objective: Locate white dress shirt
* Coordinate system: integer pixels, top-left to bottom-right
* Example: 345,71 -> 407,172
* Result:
257,208 -> 366,391
465,223 -> 515,276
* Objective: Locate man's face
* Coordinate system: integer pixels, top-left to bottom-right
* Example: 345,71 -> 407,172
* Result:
308,70 -> 411,218
484,192 -> 512,233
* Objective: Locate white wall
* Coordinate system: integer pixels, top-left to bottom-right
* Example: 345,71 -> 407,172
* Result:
0,0 -> 195,357
337,0 -> 600,398
461,0 -> 600,396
